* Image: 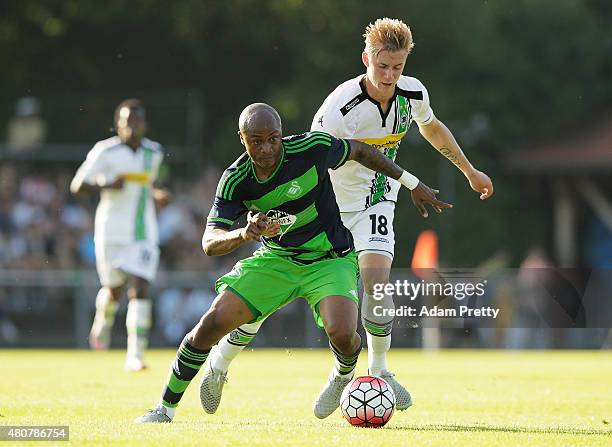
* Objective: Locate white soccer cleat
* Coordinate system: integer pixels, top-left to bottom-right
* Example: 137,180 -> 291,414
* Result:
124,356 -> 147,372
378,370 -> 412,410
199,364 -> 228,414
313,372 -> 353,419
134,406 -> 172,423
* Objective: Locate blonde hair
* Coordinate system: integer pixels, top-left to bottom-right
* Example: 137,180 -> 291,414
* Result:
363,18 -> 414,56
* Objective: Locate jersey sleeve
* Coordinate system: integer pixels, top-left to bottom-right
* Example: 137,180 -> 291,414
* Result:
206,170 -> 248,229
325,135 -> 352,170
310,94 -> 353,171
411,79 -> 435,126
311,93 -> 352,138
206,197 -> 247,230
70,143 -> 109,189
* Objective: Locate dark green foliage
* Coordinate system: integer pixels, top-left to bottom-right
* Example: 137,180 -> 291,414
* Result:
1,0 -> 610,265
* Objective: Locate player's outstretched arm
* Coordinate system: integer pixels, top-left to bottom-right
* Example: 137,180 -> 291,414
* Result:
202,212 -> 280,256
69,176 -> 124,195
418,118 -> 494,200
347,140 -> 453,218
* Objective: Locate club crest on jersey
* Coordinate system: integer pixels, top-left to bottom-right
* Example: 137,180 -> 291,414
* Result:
229,330 -> 240,342
286,181 -> 302,198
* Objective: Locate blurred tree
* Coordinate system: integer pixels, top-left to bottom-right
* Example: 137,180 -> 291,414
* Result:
0,0 -> 610,265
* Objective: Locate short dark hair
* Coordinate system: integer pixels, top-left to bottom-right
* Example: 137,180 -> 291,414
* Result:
114,98 -> 145,124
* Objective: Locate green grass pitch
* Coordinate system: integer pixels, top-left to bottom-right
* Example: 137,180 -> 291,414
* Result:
1,349 -> 610,446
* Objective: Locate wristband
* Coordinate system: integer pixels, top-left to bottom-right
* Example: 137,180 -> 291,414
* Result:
398,170 -> 420,190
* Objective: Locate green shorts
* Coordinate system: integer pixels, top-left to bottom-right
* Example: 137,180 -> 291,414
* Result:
216,248 -> 359,328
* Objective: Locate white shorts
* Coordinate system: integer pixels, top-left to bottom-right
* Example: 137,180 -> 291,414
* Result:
340,201 -> 395,259
95,241 -> 160,287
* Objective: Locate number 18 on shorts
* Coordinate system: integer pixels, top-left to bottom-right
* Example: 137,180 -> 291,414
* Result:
341,201 -> 395,258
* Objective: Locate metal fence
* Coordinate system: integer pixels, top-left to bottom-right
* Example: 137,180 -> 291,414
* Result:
0,269 -> 609,349
0,269 -> 331,349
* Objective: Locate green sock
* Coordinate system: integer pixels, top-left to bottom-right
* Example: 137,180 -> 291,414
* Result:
161,337 -> 210,409
329,341 -> 361,377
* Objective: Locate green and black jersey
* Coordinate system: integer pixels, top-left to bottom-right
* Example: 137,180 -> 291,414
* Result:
207,131 -> 353,263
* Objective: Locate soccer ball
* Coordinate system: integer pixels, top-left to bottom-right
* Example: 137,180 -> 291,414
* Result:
340,376 -> 395,428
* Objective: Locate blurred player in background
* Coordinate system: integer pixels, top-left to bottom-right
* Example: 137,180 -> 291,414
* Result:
208,18 -> 493,410
135,103 -> 450,423
70,99 -> 170,371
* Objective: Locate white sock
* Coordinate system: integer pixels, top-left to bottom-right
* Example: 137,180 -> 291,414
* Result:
361,291 -> 393,376
211,320 -> 264,373
159,403 -> 175,420
92,288 -> 118,331
367,332 -> 390,376
126,299 -> 152,360
211,345 -> 236,373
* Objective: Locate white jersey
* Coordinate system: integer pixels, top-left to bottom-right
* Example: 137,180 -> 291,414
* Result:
71,136 -> 164,245
312,74 -> 434,212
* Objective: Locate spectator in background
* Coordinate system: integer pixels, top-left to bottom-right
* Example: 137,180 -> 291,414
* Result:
156,287 -> 215,344
473,249 -> 512,348
510,246 -> 554,349
0,163 -> 235,271
6,97 -> 47,153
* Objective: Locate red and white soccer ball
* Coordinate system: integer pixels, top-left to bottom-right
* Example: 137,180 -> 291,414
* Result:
340,376 -> 395,428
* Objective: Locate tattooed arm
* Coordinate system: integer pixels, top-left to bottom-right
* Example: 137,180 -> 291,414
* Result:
346,140 -> 404,180
418,117 -> 494,200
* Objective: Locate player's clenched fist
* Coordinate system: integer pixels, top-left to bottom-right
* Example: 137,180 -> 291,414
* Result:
241,212 -> 280,242
261,220 -> 281,238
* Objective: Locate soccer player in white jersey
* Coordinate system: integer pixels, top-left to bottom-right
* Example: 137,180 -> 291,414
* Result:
70,99 -> 170,371
202,18 -> 493,416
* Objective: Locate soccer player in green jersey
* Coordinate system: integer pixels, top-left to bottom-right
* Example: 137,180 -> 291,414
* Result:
136,103 -> 450,422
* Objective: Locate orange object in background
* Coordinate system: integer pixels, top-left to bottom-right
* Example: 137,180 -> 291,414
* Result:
411,230 -> 438,279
